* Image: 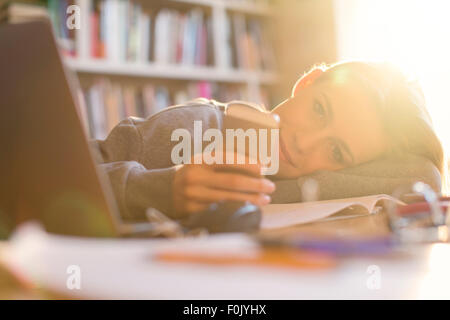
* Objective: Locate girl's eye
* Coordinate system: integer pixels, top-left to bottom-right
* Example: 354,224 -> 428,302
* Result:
313,100 -> 326,118
331,142 -> 344,164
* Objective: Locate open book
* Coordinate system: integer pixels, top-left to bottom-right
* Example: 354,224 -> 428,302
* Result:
261,194 -> 404,230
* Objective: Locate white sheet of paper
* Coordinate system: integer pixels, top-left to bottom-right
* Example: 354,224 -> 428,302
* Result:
261,194 -> 402,229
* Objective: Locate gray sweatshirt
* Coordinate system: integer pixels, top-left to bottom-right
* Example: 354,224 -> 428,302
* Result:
92,98 -> 441,222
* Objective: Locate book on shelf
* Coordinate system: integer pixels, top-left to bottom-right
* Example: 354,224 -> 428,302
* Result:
154,7 -> 212,66
79,78 -> 267,139
56,0 -> 213,67
45,0 -> 275,73
227,12 -> 276,71
1,0 -> 277,74
88,0 -> 150,62
81,79 -> 170,139
47,0 -> 77,56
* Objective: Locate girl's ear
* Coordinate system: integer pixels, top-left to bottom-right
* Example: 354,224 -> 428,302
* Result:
291,68 -> 324,96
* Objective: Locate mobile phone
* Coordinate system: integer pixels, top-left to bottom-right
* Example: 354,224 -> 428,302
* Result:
222,102 -> 280,172
223,102 -> 280,130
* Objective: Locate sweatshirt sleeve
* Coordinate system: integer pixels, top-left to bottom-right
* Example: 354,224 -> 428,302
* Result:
271,154 -> 442,204
91,117 -> 177,222
91,100 -> 224,222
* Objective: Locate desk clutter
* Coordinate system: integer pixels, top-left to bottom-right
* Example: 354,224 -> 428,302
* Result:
2,217 -> 450,299
0,183 -> 449,298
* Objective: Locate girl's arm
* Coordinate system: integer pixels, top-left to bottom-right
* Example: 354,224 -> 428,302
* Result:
271,154 -> 442,204
91,117 -> 178,222
92,101 -> 275,221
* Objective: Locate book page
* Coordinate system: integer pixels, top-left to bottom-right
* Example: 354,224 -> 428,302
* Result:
261,194 -> 402,230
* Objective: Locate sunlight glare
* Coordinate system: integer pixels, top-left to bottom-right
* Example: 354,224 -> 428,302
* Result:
334,0 -> 450,149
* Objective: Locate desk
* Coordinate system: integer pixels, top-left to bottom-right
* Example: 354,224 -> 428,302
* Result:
0,244 -> 62,299
0,211 -> 448,299
0,261 -> 35,299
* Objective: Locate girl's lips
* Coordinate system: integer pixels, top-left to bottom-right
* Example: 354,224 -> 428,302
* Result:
279,135 -> 297,168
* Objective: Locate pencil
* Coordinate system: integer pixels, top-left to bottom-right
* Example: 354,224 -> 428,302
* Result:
155,248 -> 336,270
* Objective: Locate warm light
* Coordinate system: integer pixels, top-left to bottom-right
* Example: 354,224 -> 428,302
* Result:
334,0 -> 450,150
418,243 -> 450,299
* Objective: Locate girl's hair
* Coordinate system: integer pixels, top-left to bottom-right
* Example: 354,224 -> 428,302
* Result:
308,60 -> 446,188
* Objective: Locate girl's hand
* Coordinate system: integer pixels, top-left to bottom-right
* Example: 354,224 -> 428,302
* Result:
172,161 -> 276,218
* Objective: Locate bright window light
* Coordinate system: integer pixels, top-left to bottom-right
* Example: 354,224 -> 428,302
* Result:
334,0 -> 450,151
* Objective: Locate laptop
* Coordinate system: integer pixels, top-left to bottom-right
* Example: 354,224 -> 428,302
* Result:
0,21 -> 157,238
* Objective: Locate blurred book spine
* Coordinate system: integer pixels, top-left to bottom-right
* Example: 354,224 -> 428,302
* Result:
1,1 -> 276,73
81,78 -> 263,139
228,12 -> 276,71
57,0 -> 213,66
154,7 -> 212,66
47,0 -> 77,56
7,0 -> 277,137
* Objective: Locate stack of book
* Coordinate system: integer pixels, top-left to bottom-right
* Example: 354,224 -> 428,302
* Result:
153,7 -> 213,66
226,12 -> 276,71
44,0 -> 151,61
80,79 -> 261,139
87,0 -> 152,62
46,0 -> 77,56
0,1 -> 49,24
6,0 -> 276,73
53,0 -> 214,66
81,79 -> 171,139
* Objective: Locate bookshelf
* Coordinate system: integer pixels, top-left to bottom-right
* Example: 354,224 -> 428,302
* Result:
70,0 -> 276,73
65,57 -> 278,84
172,0 -> 272,16
67,0 -> 278,138
2,0 -> 279,139
68,0 -> 278,102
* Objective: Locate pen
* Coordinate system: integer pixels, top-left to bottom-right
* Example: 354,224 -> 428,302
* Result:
413,182 -> 446,226
259,236 -> 396,255
154,248 -> 336,270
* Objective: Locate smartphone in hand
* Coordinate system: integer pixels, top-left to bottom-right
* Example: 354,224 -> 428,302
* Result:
223,102 -> 280,131
222,102 -> 280,176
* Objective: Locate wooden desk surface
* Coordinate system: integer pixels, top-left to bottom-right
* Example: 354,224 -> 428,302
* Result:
0,210 -> 392,300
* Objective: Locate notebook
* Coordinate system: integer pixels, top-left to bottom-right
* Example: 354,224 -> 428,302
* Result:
261,194 -> 404,230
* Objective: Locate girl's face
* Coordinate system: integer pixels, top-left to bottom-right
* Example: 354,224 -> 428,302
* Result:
271,78 -> 388,179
